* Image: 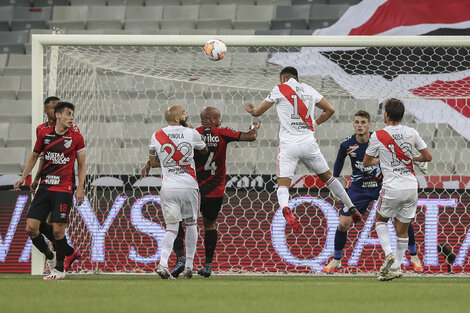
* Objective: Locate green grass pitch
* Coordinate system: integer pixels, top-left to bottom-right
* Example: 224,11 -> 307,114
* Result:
1,274 -> 469,313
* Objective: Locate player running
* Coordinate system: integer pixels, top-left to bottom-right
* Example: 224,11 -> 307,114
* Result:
322,110 -> 424,273
147,105 -> 208,279
363,98 -> 432,281
14,102 -> 85,280
244,66 -> 360,231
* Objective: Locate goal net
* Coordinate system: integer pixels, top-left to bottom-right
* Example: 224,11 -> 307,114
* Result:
32,35 -> 470,275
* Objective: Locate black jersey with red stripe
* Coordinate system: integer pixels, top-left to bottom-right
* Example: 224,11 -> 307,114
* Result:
34,126 -> 85,193
195,126 -> 241,197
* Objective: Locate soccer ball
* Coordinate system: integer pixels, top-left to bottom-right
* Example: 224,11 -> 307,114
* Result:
203,39 -> 227,61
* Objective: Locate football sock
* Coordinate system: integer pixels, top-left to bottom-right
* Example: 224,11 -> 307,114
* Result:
55,237 -> 74,257
160,230 -> 178,268
276,186 -> 289,208
31,234 -> 54,260
376,222 -> 392,256
204,229 -> 218,264
56,254 -> 65,272
392,237 -> 409,269
39,223 -> 55,243
325,177 -> 354,209
334,229 -> 348,260
185,223 -> 198,269
408,223 -> 417,255
173,222 -> 185,259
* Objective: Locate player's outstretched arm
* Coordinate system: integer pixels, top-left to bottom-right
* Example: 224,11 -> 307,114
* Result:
149,155 -> 161,168
244,101 -> 273,117
314,98 -> 335,125
140,161 -> 151,179
239,122 -> 260,142
76,150 -> 86,206
413,148 -> 432,163
14,151 -> 40,190
30,157 -> 46,195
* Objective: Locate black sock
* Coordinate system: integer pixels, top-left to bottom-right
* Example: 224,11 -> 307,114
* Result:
408,223 -> 417,255
55,253 -> 65,272
39,223 -> 55,243
55,237 -> 74,257
334,229 -> 348,260
173,222 -> 185,259
204,229 -> 218,264
31,235 -> 54,260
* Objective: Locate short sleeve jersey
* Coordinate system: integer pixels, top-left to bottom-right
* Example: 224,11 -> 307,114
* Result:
149,125 -> 206,190
265,77 -> 323,146
34,126 -> 85,193
195,126 -> 241,197
366,125 -> 427,190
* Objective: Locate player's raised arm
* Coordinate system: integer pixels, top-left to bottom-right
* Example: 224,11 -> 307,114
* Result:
239,122 -> 260,141
314,97 -> 335,125
244,100 -> 274,117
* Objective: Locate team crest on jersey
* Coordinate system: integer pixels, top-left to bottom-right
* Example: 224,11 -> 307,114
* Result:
64,139 -> 72,148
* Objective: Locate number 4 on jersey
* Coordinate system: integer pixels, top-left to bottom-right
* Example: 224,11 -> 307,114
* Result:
204,152 -> 217,175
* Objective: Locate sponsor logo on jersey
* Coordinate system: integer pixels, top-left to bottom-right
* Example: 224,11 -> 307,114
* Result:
64,139 -> 72,148
44,175 -> 60,185
44,139 -> 50,145
44,151 -> 70,164
202,133 -> 220,147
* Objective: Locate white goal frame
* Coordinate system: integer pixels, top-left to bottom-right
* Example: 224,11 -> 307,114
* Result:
30,34 -> 470,275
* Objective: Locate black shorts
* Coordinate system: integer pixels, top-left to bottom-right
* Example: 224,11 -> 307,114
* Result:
200,196 -> 224,221
27,189 -> 73,223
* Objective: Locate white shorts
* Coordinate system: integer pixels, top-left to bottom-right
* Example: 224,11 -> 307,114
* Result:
159,187 -> 200,224
376,188 -> 418,223
277,141 -> 329,179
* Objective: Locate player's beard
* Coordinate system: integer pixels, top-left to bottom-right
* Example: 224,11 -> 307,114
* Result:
180,118 -> 188,127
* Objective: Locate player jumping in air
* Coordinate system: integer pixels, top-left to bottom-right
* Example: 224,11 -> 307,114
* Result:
244,66 -> 361,232
363,98 -> 432,281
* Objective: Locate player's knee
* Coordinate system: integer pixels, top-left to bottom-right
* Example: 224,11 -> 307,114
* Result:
166,222 -> 179,233
203,218 -> 216,230
338,221 -> 351,232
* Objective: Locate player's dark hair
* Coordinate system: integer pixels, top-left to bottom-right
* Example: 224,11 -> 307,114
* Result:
44,96 -> 60,106
54,102 -> 75,115
280,66 -> 298,80
355,110 -> 370,122
384,98 -> 405,122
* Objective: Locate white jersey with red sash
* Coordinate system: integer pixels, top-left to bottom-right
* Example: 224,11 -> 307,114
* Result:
149,125 -> 206,190
265,77 -> 323,146
366,125 -> 427,190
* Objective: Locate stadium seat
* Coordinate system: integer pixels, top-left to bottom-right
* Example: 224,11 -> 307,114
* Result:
0,53 -> 7,72
162,5 -> 199,20
11,6 -> 51,30
196,4 -> 236,30
270,18 -> 307,30
126,0 -> 144,5
3,0 -> 32,6
3,54 -> 31,75
0,122 -> 9,147
0,6 -> 12,31
255,29 -> 290,35
86,122 -> 125,148
257,0 -> 291,5
33,0 -> 69,6
145,0 -> 178,5
125,5 -> 163,21
7,122 -> 30,147
49,6 -> 87,30
219,0 -> 255,4
275,4 -> 310,19
310,4 -> 349,20
0,147 -> 26,174
123,122 -> 157,148
0,100 -> 31,122
292,0 -> 327,4
328,0 -> 360,4
0,76 -> 21,100
180,28 -> 217,35
124,20 -> 160,30
0,30 -> 27,53
70,0 -> 106,5
291,29 -> 313,35
217,28 -> 255,35
87,5 -> 125,30
234,5 -> 274,31
106,0 -> 125,5
308,18 -> 337,30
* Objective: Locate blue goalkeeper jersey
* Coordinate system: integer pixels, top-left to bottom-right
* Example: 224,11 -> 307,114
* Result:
333,133 -> 383,189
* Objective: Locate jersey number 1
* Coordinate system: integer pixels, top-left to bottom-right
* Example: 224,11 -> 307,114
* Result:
290,94 -> 313,119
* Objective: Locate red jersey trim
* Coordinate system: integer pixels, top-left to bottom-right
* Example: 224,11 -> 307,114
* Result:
154,129 -> 197,182
278,84 -> 315,132
376,130 -> 415,176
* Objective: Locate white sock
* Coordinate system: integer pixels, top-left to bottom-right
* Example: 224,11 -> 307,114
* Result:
185,223 -> 198,269
376,222 -> 392,256
277,186 -> 289,208
392,237 -> 408,270
325,177 -> 354,209
159,230 -> 177,268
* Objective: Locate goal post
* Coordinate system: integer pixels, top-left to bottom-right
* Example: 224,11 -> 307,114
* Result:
31,35 -> 470,275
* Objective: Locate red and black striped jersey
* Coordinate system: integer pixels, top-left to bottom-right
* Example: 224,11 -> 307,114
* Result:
195,126 -> 241,197
34,126 -> 85,193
